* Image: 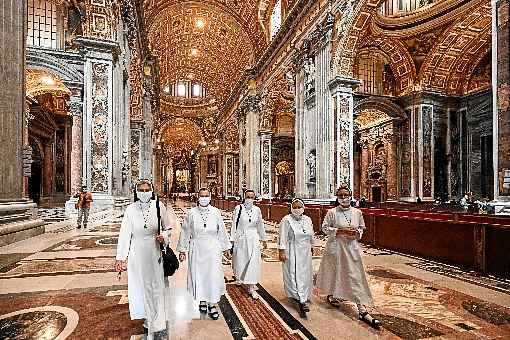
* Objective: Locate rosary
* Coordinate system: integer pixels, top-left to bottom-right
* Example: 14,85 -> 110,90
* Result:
245,208 -> 253,223
198,208 -> 209,228
139,202 -> 150,229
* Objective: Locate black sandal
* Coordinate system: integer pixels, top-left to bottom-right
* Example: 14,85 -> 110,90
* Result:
327,295 -> 341,308
359,311 -> 381,329
208,305 -> 220,320
298,303 -> 308,319
199,301 -> 207,313
302,302 -> 310,312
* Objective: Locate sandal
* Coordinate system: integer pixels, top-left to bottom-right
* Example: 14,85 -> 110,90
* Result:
359,311 -> 381,329
298,303 -> 307,319
302,301 -> 310,312
199,301 -> 207,313
327,295 -> 341,308
208,305 -> 220,320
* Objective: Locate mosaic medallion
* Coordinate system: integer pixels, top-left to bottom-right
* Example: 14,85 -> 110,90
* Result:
0,311 -> 67,340
95,237 -> 118,246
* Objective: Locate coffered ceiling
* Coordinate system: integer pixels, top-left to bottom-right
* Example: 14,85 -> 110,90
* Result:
145,1 -> 267,110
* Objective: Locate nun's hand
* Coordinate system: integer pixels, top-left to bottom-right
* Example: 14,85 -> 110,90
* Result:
114,260 -> 125,273
278,250 -> 287,262
261,241 -> 268,249
155,235 -> 165,244
223,250 -> 231,259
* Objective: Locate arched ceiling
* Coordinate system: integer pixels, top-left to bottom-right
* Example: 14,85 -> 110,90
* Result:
145,1 -> 267,111
160,118 -> 205,158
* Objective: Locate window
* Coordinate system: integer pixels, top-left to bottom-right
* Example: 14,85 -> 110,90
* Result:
27,0 -> 59,49
270,0 -> 282,39
177,82 -> 186,97
356,49 -> 395,96
165,80 -> 207,99
192,84 -> 202,97
379,0 -> 436,16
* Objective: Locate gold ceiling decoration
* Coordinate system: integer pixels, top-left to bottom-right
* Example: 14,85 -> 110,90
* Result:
355,109 -> 392,129
160,118 -> 205,157
26,69 -> 71,98
146,1 -> 267,109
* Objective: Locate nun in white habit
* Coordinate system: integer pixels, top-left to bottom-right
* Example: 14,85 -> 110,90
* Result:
278,198 -> 315,318
231,189 -> 267,298
177,188 -> 231,320
316,185 -> 380,328
115,179 -> 175,334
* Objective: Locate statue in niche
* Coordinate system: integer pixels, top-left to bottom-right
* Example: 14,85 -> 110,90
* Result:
285,70 -> 295,94
64,0 -> 86,48
121,149 -> 129,181
303,57 -> 316,95
306,149 -> 316,182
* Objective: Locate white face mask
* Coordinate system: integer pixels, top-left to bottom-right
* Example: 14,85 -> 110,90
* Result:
244,198 -> 255,208
137,191 -> 152,203
338,197 -> 350,207
291,207 -> 304,217
198,196 -> 211,207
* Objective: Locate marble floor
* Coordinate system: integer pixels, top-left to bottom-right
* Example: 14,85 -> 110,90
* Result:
1,200 -> 509,340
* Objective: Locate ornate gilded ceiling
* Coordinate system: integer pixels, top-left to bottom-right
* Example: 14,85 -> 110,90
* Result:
146,1 -> 267,110
159,118 -> 205,158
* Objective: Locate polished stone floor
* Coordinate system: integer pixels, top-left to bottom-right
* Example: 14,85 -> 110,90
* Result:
1,200 -> 509,339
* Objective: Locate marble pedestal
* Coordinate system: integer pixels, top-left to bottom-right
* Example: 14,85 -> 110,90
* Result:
0,201 -> 45,246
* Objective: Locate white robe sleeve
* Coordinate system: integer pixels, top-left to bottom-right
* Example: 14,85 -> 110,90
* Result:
158,202 -> 174,245
177,210 -> 192,252
277,217 -> 289,250
356,209 -> 366,240
116,207 -> 133,261
307,217 -> 317,246
256,208 -> 267,241
216,210 -> 232,251
321,209 -> 337,235
230,205 -> 241,242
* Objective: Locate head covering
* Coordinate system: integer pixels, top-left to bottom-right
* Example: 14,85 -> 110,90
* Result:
291,198 -> 305,207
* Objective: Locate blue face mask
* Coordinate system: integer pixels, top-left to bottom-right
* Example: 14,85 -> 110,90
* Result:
198,196 -> 211,207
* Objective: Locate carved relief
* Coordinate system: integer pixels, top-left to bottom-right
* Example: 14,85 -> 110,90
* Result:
131,129 -> 141,184
422,106 -> 433,197
338,97 -> 351,185
261,139 -> 271,195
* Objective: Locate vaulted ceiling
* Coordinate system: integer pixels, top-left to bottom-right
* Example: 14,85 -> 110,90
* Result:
145,0 -> 267,108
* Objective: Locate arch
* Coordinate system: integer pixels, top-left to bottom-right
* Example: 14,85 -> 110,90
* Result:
26,69 -> 71,98
26,49 -> 83,88
354,97 -> 406,120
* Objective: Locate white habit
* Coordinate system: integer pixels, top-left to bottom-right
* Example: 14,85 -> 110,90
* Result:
177,205 -> 231,303
116,200 -> 174,333
231,204 -> 267,284
278,214 -> 315,304
316,206 -> 374,306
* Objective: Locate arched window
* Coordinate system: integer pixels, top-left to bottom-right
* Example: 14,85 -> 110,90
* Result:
355,49 -> 396,96
270,0 -> 282,39
379,0 -> 437,16
27,0 -> 63,49
163,80 -> 207,99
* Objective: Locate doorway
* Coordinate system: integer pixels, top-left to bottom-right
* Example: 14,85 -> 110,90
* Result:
28,140 -> 42,204
372,186 -> 382,203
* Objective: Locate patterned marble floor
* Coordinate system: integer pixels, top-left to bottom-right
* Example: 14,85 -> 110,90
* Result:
0,200 -> 509,339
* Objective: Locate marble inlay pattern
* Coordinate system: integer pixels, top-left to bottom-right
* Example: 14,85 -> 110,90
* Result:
91,62 -> 110,193
88,223 -> 121,233
0,257 -> 115,278
44,236 -> 118,252
0,310 -> 67,339
0,286 -> 142,340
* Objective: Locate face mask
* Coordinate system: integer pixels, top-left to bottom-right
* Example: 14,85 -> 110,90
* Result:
137,191 -> 152,203
244,198 -> 254,208
198,196 -> 211,207
291,207 -> 304,217
338,197 -> 350,207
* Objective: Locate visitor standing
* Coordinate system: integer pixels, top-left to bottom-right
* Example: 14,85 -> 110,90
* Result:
74,185 -> 93,229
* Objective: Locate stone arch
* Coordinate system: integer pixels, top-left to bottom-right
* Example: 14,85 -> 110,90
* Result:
26,49 -> 83,89
354,97 -> 406,121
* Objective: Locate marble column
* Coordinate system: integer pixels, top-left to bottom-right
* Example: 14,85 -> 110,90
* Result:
386,133 -> 399,201
72,37 -> 120,211
492,0 -> 510,213
360,141 -> 369,199
69,97 -> 83,193
259,132 -> 273,198
0,0 -> 44,245
42,143 -> 54,200
293,63 -> 308,198
240,94 -> 262,193
329,76 -> 360,194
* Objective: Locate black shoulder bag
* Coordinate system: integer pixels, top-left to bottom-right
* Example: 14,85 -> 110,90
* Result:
156,197 -> 179,277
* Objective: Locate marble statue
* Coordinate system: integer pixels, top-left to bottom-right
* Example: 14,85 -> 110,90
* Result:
306,150 -> 316,182
303,58 -> 316,95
